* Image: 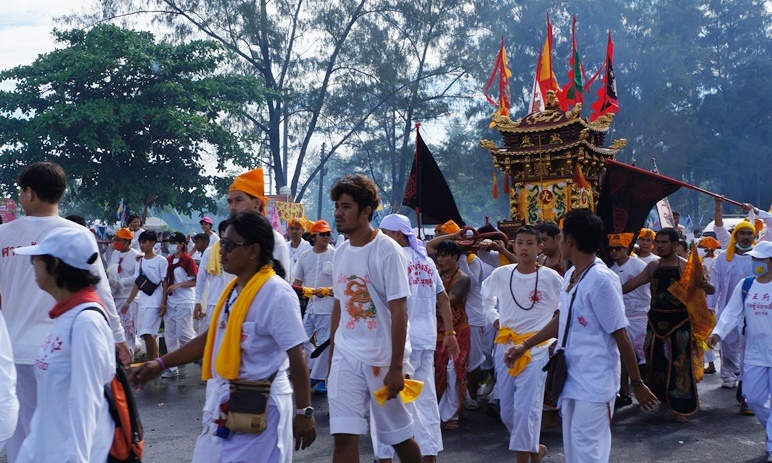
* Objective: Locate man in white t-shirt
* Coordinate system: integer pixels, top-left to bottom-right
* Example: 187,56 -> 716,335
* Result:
328,175 -> 421,463
709,241 -> 772,463
484,225 -> 562,462
108,227 -> 143,356
288,217 -> 312,279
194,220 -> 234,333
292,220 -> 336,393
608,233 -> 650,408
226,167 -> 291,280
373,214 -> 459,463
0,162 -> 129,461
636,229 -> 660,264
509,209 -> 657,463
122,230 -> 169,367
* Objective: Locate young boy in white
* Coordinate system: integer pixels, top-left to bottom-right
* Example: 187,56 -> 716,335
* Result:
483,226 -> 562,462
328,175 -> 421,463
163,232 -> 198,377
122,231 -> 169,364
108,227 -> 143,355
709,241 -> 772,462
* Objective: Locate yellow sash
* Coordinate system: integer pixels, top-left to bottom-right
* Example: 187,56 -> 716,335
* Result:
301,286 -> 332,298
201,265 -> 276,380
495,327 -> 548,377
206,240 -> 222,275
373,379 -> 424,407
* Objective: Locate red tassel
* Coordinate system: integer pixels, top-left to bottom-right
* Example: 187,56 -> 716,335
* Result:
503,174 -> 510,193
492,172 -> 499,198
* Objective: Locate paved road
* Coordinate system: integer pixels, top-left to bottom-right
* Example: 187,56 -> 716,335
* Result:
3,361 -> 769,462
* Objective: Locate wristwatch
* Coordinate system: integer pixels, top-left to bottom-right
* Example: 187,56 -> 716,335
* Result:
296,406 -> 314,417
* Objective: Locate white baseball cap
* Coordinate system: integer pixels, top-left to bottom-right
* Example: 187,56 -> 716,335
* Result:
747,241 -> 772,260
15,227 -> 99,270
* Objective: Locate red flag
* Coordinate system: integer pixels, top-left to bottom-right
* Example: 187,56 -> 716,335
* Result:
492,171 -> 499,198
590,32 -> 619,121
559,17 -> 585,110
530,14 -> 561,113
484,36 -> 512,124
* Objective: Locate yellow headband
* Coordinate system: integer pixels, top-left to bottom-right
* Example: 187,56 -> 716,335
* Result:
229,168 -> 267,214
608,233 -> 634,248
726,220 -> 757,261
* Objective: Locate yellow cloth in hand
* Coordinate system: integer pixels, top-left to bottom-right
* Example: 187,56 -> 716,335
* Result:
302,287 -> 332,298
302,287 -> 316,298
206,240 -> 222,275
373,379 -> 424,407
202,265 -> 276,380
495,327 -> 547,377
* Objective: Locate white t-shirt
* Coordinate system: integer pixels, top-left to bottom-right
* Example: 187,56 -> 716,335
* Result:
559,259 -> 629,404
292,246 -> 335,316
403,247 -> 444,350
0,311 -> 18,441
208,233 -> 220,248
133,255 -> 169,309
711,251 -> 753,313
482,265 -> 563,360
130,227 -> 145,251
637,254 -> 660,265
195,247 -> 235,307
0,216 -> 125,364
288,239 -> 312,281
610,257 -> 650,314
332,231 -> 411,366
166,256 -> 197,305
459,255 -> 486,326
713,278 -> 772,368
108,248 -> 143,301
211,276 -> 307,385
273,230 -> 291,281
17,303 -> 115,463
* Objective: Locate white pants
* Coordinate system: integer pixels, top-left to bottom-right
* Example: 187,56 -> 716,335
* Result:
480,323 -> 496,371
494,345 -> 547,453
467,325 -> 486,372
626,313 -> 648,364
307,314 -> 331,381
373,349 -> 442,458
164,302 -> 196,353
115,297 -> 137,355
741,364 -> 772,452
439,359 -> 461,422
328,351 -> 415,446
5,365 -> 36,463
192,379 -> 222,463
719,322 -> 743,382
561,398 -> 614,463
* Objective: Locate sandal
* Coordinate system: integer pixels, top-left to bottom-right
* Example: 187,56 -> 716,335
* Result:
443,419 -> 459,430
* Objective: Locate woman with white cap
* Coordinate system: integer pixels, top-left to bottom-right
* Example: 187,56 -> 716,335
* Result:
13,227 -> 116,463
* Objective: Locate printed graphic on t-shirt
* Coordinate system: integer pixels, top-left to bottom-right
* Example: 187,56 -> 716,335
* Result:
35,333 -> 63,371
748,290 -> 772,316
340,273 -> 376,330
408,261 -> 435,288
529,289 -> 543,303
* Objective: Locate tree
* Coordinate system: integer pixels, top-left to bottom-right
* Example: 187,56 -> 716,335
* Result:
0,25 -> 269,218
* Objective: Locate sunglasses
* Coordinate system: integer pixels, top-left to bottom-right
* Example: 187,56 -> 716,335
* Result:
608,246 -> 625,252
318,232 -> 331,237
220,237 -> 254,253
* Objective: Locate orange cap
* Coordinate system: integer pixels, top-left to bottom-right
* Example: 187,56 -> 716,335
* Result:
114,228 -> 134,240
310,220 -> 331,234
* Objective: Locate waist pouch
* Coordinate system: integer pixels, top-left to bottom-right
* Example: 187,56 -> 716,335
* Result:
226,373 -> 277,434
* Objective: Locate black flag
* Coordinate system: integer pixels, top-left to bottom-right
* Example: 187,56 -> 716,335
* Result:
402,132 -> 464,226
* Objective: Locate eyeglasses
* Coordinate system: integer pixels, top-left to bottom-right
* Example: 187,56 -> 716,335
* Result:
220,237 -> 254,253
318,232 -> 331,237
608,246 -> 625,252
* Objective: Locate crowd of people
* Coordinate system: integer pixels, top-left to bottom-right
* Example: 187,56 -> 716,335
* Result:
1,162 -> 772,463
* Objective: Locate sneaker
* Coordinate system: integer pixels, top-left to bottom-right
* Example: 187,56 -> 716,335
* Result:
314,381 -> 327,395
615,391 -> 633,408
721,380 -> 737,389
465,399 -> 480,411
740,401 -> 754,416
161,367 -> 179,379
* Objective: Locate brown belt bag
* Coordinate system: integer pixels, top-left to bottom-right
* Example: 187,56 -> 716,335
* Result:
226,373 -> 277,434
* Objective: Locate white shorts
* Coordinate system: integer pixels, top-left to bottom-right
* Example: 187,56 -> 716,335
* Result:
136,305 -> 162,337
467,325 -> 486,372
327,351 -> 414,446
625,313 -> 648,364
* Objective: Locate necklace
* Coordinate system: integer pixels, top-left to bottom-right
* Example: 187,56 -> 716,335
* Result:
565,263 -> 590,293
509,264 -> 540,310
219,285 -> 239,329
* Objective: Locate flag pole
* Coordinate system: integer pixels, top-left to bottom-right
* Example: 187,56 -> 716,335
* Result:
605,159 -> 745,208
415,122 -> 423,239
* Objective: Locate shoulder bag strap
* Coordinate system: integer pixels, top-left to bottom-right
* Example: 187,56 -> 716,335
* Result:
561,262 -> 596,349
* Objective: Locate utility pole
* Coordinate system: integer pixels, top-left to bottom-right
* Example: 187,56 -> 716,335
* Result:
317,143 -> 327,220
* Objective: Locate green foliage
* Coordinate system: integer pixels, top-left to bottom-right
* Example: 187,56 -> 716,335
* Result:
0,24 -> 269,218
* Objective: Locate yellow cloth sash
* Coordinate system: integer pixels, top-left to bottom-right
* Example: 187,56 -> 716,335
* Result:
498,252 -> 510,267
466,253 -> 475,265
373,379 -> 424,407
301,286 -> 332,298
206,240 -> 222,275
495,327 -> 548,377
202,265 -> 276,380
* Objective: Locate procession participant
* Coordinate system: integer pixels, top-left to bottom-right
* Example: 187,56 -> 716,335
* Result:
227,167 -> 291,280
122,231 -> 168,366
508,209 -> 658,463
373,214 -> 460,463
288,217 -> 312,278
0,162 -> 129,462
708,241 -> 772,463
194,220 -> 233,334
637,229 -> 660,264
607,233 -> 650,407
537,221 -> 566,276
200,217 -> 220,247
433,240 -> 472,431
108,227 -> 143,356
0,310 -> 18,451
162,231 -> 198,378
675,240 -> 690,260
327,174 -> 421,463
130,211 -> 315,463
127,214 -> 144,251
14,227 -> 116,463
191,233 -> 210,266
699,236 -> 721,374
292,219 -> 336,394
483,225 -> 562,463
623,228 -> 714,422
673,211 -> 687,240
